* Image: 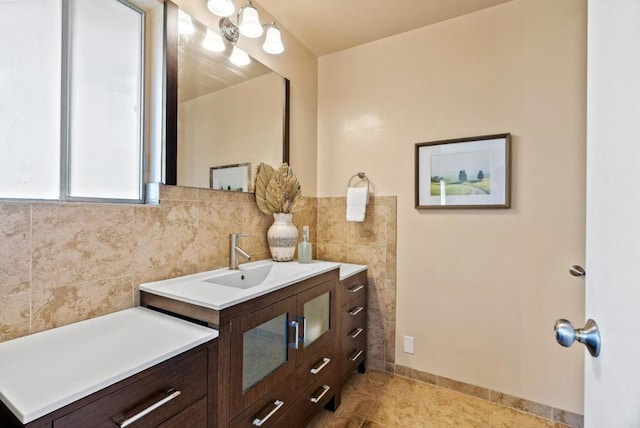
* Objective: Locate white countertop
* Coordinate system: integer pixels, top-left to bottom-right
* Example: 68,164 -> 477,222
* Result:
140,259 -> 342,310
0,307 -> 218,424
339,263 -> 367,280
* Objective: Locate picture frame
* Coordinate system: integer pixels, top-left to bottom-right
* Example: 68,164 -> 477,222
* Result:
415,133 -> 511,209
210,163 -> 251,192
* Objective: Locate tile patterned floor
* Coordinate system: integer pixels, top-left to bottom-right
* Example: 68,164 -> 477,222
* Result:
307,370 -> 570,427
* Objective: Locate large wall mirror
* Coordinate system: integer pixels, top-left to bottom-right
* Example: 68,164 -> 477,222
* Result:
164,1 -> 290,192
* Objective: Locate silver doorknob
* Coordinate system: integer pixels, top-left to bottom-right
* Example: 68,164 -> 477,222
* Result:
554,318 -> 601,357
569,265 -> 586,277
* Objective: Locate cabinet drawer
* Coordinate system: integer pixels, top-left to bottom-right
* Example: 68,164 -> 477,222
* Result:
230,383 -> 296,428
54,349 -> 208,428
274,368 -> 338,428
157,397 -> 207,428
340,271 -> 367,305
341,294 -> 367,336
296,338 -> 337,387
341,334 -> 366,378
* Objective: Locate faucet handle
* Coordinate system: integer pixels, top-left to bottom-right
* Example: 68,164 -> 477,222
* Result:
230,233 -> 251,238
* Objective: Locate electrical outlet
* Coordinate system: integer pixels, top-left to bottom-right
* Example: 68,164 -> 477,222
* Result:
403,335 -> 415,354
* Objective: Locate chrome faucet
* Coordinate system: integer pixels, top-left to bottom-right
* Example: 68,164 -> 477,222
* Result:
229,233 -> 251,269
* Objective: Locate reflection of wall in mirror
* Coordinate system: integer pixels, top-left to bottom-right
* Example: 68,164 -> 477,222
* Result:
178,73 -> 283,189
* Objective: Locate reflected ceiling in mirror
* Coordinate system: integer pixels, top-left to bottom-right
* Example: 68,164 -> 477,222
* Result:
178,18 -> 271,103
165,2 -> 289,192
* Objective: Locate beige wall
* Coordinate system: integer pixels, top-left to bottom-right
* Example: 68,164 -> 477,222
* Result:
317,0 -> 586,414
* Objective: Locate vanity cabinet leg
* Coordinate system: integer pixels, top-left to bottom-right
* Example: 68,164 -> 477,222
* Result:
324,391 -> 340,412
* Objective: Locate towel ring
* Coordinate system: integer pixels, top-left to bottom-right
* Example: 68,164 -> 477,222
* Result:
348,172 -> 370,189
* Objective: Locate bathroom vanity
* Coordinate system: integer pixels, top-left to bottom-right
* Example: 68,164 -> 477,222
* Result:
0,308 -> 218,427
139,260 -> 367,428
0,261 -> 367,428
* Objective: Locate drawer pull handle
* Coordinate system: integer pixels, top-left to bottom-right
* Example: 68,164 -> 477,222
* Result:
252,399 -> 284,426
310,357 -> 331,374
348,327 -> 364,339
349,349 -> 364,362
118,389 -> 181,428
310,385 -> 331,404
347,284 -> 365,293
349,306 -> 364,316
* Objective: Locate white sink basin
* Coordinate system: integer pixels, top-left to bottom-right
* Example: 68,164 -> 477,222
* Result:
203,264 -> 273,289
139,259 -> 342,310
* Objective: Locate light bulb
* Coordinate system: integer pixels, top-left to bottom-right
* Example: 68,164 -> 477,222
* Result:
202,29 -> 225,52
239,4 -> 263,38
178,10 -> 195,35
229,46 -> 251,66
207,0 -> 234,17
262,25 -> 284,54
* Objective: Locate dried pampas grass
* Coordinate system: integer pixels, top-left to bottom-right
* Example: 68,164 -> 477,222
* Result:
255,163 -> 303,214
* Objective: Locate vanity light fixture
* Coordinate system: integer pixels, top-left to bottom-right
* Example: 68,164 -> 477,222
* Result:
262,23 -> 284,54
207,0 -> 234,17
238,2 -> 263,38
178,9 -> 195,35
229,46 -> 251,66
202,28 -> 225,52
208,0 -> 285,59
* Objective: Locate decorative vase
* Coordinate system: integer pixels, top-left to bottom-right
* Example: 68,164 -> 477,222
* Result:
267,213 -> 298,261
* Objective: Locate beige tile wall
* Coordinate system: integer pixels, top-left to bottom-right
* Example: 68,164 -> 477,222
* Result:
317,196 -> 397,371
0,186 -> 318,342
0,189 -> 397,376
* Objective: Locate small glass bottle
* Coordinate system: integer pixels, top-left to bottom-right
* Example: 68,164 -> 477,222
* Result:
298,226 -> 312,263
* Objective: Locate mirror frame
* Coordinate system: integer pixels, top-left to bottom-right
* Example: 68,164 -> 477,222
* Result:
163,1 -> 290,186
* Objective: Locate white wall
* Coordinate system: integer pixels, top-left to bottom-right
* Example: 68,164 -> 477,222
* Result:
318,0 -> 587,413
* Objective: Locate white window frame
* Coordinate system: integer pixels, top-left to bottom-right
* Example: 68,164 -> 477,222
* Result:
0,0 -> 149,204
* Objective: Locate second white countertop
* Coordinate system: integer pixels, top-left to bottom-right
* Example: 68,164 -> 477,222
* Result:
0,307 -> 218,424
339,263 -> 367,280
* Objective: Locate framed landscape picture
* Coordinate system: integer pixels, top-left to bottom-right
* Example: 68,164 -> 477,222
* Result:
415,133 -> 511,209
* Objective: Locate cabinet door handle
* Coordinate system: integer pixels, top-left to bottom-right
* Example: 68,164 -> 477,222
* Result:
117,389 -> 181,428
349,306 -> 364,316
309,385 -> 331,404
349,349 -> 364,362
347,284 -> 364,293
252,400 -> 284,426
301,316 -> 307,345
348,327 -> 364,339
289,320 -> 299,349
310,357 -> 331,374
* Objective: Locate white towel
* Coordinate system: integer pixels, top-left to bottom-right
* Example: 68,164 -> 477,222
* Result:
346,186 -> 369,222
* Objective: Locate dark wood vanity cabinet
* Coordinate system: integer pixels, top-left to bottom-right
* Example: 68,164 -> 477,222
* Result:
0,340 -> 218,428
141,268 -> 341,428
228,277 -> 338,427
339,270 -> 368,382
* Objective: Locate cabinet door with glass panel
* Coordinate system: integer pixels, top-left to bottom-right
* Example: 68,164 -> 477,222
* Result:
293,278 -> 337,366
228,278 -> 337,418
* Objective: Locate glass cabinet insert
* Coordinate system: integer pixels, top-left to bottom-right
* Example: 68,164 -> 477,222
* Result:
242,313 -> 289,391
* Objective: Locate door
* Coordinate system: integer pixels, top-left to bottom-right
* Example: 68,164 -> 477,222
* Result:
294,278 -> 337,365
229,295 -> 297,418
585,0 -> 640,426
